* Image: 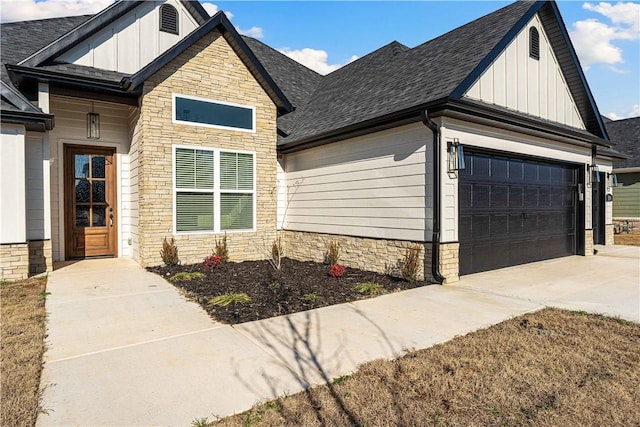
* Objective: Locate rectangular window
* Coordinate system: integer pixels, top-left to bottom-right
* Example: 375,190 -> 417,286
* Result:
174,146 -> 255,234
173,94 -> 255,132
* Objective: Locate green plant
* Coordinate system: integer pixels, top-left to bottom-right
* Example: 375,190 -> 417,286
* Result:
169,272 -> 204,282
160,237 -> 179,266
301,293 -> 323,303
191,417 -> 209,427
332,375 -> 349,385
208,292 -> 252,307
265,401 -> 282,411
325,240 -> 341,265
355,282 -> 384,295
270,236 -> 284,270
214,233 -> 229,263
401,244 -> 422,282
39,291 -> 52,300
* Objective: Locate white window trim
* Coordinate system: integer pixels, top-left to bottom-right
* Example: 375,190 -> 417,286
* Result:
173,144 -> 257,235
172,93 -> 256,133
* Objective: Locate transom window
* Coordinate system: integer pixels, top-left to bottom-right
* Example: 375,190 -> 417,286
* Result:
174,146 -> 255,233
173,94 -> 256,132
160,4 -> 179,35
529,26 -> 540,60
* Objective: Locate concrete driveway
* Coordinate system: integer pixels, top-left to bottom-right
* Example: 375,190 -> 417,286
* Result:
38,246 -> 639,426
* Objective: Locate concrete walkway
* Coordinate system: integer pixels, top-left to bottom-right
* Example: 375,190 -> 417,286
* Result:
38,246 -> 639,426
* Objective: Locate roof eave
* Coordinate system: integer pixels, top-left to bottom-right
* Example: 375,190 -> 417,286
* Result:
6,64 -> 136,97
0,80 -> 41,113
446,98 -> 611,148
279,97 -> 613,154
614,166 -> 640,173
1,109 -> 54,131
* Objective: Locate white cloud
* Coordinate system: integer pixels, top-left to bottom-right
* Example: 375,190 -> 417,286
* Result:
278,48 -> 358,75
583,2 -> 640,36
201,2 -> 233,20
237,26 -> 263,39
0,0 -> 113,22
570,2 -> 640,70
606,104 -> 640,120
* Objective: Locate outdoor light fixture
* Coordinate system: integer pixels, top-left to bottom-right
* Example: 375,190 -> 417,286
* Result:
447,138 -> 466,172
607,172 -> 618,190
87,104 -> 100,139
587,164 -> 600,187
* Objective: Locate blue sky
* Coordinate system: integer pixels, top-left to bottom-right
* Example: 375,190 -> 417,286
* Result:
1,1 -> 638,119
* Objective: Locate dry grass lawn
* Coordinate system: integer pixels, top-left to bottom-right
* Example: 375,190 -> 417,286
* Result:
1,277 -> 47,427
214,308 -> 640,427
614,226 -> 640,246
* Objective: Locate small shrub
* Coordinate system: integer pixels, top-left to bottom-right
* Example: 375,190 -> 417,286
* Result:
401,244 -> 422,282
301,293 -> 323,303
169,272 -> 204,282
328,264 -> 346,278
208,292 -> 252,307
204,255 -> 223,270
355,282 -> 384,295
325,241 -> 341,265
160,237 -> 179,266
270,236 -> 284,270
214,233 -> 229,263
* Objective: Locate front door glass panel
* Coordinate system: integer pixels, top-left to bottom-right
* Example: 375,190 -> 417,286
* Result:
73,154 -> 108,228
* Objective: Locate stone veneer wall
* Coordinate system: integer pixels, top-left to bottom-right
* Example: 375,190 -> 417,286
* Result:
439,242 -> 460,283
136,30 -> 277,267
605,224 -> 614,246
28,240 -> 53,276
0,243 -> 29,281
584,230 -> 594,255
281,230 -> 461,283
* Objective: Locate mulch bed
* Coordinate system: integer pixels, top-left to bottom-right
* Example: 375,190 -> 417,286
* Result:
148,258 -> 428,324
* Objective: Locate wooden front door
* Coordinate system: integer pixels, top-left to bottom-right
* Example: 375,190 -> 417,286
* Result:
64,145 -> 117,259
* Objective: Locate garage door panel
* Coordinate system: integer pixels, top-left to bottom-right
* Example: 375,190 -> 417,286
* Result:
491,185 -> 509,207
459,150 -> 577,275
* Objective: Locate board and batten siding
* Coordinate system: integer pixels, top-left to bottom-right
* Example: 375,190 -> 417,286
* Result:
613,173 -> 640,219
281,123 -> 430,242
58,0 -> 198,74
48,95 -> 134,261
465,14 -> 585,130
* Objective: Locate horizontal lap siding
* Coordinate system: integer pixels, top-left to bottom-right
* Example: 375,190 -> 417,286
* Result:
283,124 -> 428,241
613,173 -> 640,218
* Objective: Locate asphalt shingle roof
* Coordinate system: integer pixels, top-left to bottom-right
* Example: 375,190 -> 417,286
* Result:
1,15 -> 92,84
605,118 -> 640,169
278,1 -> 534,145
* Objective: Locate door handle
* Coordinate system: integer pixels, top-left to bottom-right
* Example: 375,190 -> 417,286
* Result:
109,213 -> 113,227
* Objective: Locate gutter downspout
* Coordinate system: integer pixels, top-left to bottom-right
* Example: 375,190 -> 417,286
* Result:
421,110 -> 445,284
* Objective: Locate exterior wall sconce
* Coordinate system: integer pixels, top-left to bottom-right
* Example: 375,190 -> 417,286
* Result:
87,112 -> 100,139
607,172 -> 618,191
587,164 -> 599,187
447,138 -> 466,172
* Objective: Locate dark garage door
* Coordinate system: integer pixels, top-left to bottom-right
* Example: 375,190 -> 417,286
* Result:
459,150 -> 578,275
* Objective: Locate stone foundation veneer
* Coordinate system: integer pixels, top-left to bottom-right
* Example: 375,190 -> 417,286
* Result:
584,230 -> 594,255
605,224 -> 614,246
0,243 -> 29,281
28,240 -> 53,276
281,230 -> 461,283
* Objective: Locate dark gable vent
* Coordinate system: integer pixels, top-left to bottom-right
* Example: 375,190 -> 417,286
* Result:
529,26 -> 540,60
160,4 -> 179,35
